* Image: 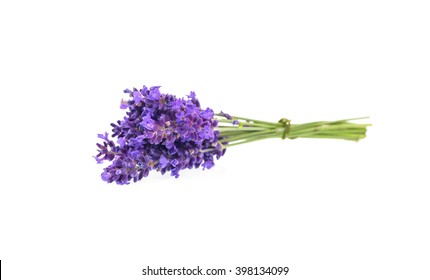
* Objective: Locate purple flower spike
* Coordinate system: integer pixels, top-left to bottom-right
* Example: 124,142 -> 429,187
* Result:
202,160 -> 214,170
201,108 -> 214,120
159,155 -> 169,168
199,125 -> 215,140
120,99 -> 129,109
140,113 -> 156,130
188,91 -> 196,99
219,111 -> 232,120
148,86 -> 161,101
117,138 -> 126,147
95,85 -> 225,184
133,90 -> 144,104
97,132 -> 109,141
93,156 -> 103,164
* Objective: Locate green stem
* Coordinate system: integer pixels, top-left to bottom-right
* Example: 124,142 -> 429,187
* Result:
217,126 -> 268,131
215,114 -> 279,126
220,129 -> 279,142
221,134 -> 280,148
212,116 -> 370,150
217,119 -> 277,129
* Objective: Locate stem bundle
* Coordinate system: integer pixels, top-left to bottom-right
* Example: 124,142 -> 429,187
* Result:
215,114 -> 370,148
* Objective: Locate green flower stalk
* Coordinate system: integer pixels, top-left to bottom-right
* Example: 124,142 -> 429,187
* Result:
214,113 -> 370,149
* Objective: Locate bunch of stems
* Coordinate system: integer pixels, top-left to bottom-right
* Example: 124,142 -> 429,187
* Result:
215,114 -> 370,149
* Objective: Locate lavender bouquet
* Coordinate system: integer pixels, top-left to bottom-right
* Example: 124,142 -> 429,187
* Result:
95,86 -> 369,184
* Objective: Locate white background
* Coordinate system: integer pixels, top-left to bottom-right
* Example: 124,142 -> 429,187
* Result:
1,1 -> 429,279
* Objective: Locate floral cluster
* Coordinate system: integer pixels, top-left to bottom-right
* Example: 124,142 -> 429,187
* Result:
94,86 -> 225,184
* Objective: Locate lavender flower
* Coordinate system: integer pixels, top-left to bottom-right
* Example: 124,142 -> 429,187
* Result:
95,85 -> 370,185
94,86 -> 225,184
